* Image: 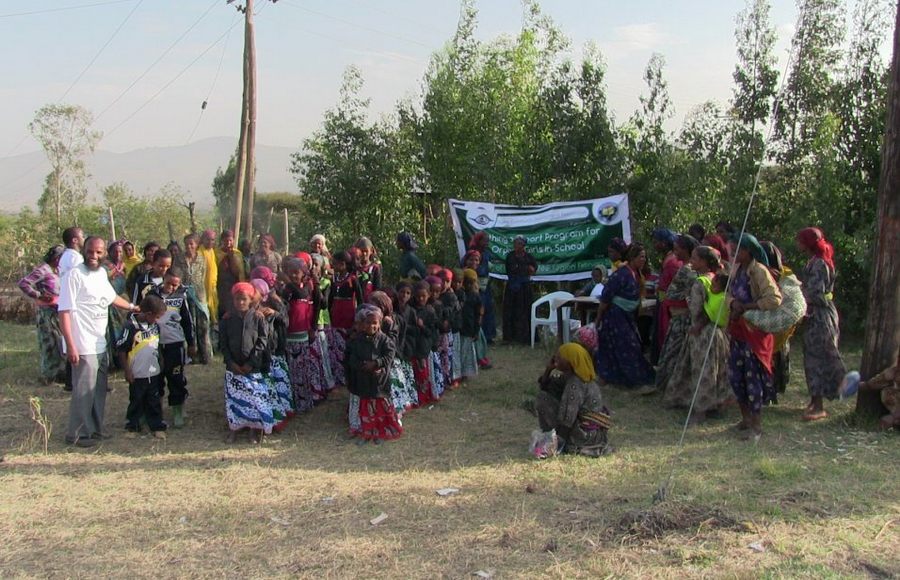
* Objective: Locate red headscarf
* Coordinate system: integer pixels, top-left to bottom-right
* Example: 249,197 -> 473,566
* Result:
469,231 -> 488,251
798,227 -> 834,269
293,251 -> 313,269
702,234 -> 731,264
231,281 -> 257,297
463,249 -> 481,265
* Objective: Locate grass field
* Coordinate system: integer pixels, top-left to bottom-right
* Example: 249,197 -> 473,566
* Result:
0,320 -> 897,578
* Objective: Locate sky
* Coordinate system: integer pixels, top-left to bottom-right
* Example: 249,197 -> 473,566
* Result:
0,0 -> 889,157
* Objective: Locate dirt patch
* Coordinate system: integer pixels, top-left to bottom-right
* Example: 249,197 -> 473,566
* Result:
603,501 -> 744,543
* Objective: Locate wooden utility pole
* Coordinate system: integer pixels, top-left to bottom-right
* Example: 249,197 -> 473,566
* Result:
243,16 -> 258,243
231,0 -> 254,243
858,0 -> 900,418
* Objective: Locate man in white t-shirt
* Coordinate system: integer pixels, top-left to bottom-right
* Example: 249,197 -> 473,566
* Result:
58,226 -> 85,279
59,236 -> 137,447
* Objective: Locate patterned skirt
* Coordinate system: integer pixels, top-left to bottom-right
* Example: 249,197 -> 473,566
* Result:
323,327 -> 347,387
225,370 -> 276,433
728,338 -> 775,414
316,329 -> 336,389
348,394 -> 361,434
431,350 -> 446,399
287,337 -> 329,411
268,355 -> 295,428
437,333 -> 452,386
389,358 -> 418,416
358,397 -> 403,441
450,331 -> 462,381
412,357 -> 437,405
36,307 -> 65,382
459,335 -> 479,378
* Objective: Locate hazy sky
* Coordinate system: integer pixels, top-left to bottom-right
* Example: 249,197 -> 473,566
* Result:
0,0 -> 885,157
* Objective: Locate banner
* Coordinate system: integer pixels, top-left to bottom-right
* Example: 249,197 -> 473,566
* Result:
448,194 -> 631,282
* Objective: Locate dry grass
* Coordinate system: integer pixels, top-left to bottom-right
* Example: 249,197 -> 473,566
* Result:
0,321 -> 898,579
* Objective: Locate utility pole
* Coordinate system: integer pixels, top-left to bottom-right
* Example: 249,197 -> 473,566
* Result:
230,0 -> 253,243
858,0 -> 900,418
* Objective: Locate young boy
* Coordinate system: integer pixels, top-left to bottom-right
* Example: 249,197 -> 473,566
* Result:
117,294 -> 168,439
151,266 -> 195,427
703,271 -> 730,329
132,248 -> 172,304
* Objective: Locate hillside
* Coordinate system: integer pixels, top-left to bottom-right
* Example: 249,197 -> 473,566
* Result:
0,137 -> 298,210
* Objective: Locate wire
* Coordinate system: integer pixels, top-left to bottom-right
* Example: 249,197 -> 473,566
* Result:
58,0 -> 145,104
652,10 -> 804,505
103,17 -> 243,140
0,0 -> 136,19
95,0 -> 221,121
184,17 -> 235,144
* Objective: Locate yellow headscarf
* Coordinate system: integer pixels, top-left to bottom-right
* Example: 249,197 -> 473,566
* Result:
462,268 -> 478,283
557,342 -> 597,383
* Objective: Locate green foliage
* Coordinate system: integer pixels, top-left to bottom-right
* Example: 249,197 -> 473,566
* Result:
28,103 -> 102,231
283,0 -> 889,327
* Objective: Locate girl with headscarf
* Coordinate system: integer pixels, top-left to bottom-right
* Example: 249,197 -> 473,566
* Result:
594,243 -> 655,388
122,241 -> 142,278
502,235 -> 538,344
198,230 -> 219,324
250,233 -> 282,274
18,245 -> 66,384
655,235 -> 699,394
280,257 -> 328,412
215,230 -> 246,320
663,246 -> 731,419
535,343 -> 611,457
396,231 -> 426,281
796,227 -> 846,421
220,282 -> 274,443
467,232 -> 496,343
728,233 -> 782,439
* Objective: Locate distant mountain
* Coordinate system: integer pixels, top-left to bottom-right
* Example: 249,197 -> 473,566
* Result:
0,137 -> 298,211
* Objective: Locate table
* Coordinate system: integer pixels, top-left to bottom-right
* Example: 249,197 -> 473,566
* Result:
553,296 -> 659,346
552,296 -> 601,345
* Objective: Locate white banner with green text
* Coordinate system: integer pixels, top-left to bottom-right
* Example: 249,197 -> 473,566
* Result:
448,194 -> 631,282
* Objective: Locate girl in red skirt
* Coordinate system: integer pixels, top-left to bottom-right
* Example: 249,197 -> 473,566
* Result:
327,251 -> 363,388
345,305 -> 402,444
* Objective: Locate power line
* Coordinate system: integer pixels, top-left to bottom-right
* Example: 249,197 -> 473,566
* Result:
58,0 -> 145,104
0,0 -> 136,19
652,9 -> 805,506
184,17 -> 236,144
279,0 -> 431,49
103,17 -> 243,140
95,0 -> 220,121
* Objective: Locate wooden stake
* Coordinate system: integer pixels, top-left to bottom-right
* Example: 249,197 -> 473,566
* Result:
283,208 -> 289,254
858,0 -> 900,418
107,206 -> 116,241
266,205 -> 274,233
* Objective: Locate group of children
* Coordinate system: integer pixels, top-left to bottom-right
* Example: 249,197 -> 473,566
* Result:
120,234 -> 493,444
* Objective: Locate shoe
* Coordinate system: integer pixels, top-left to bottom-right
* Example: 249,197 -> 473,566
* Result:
152,430 -> 167,440
172,405 -> 185,428
67,437 -> 97,448
91,432 -> 114,440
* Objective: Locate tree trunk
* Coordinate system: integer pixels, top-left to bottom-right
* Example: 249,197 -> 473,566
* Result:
232,0 -> 253,243
243,2 -> 257,243
858,0 -> 900,418
283,208 -> 289,254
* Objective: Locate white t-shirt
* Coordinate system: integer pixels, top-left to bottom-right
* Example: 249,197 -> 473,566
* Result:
58,264 -> 118,355
58,248 -> 84,279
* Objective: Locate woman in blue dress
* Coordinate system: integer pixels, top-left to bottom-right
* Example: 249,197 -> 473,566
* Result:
594,243 -> 654,387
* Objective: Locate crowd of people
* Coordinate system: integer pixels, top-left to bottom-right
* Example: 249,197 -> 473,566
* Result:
15,220 -> 900,451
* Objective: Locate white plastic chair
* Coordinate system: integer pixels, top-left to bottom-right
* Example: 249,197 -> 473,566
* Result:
530,291 -> 580,348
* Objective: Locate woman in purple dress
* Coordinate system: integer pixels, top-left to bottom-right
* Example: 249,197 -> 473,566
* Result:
593,243 -> 654,387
